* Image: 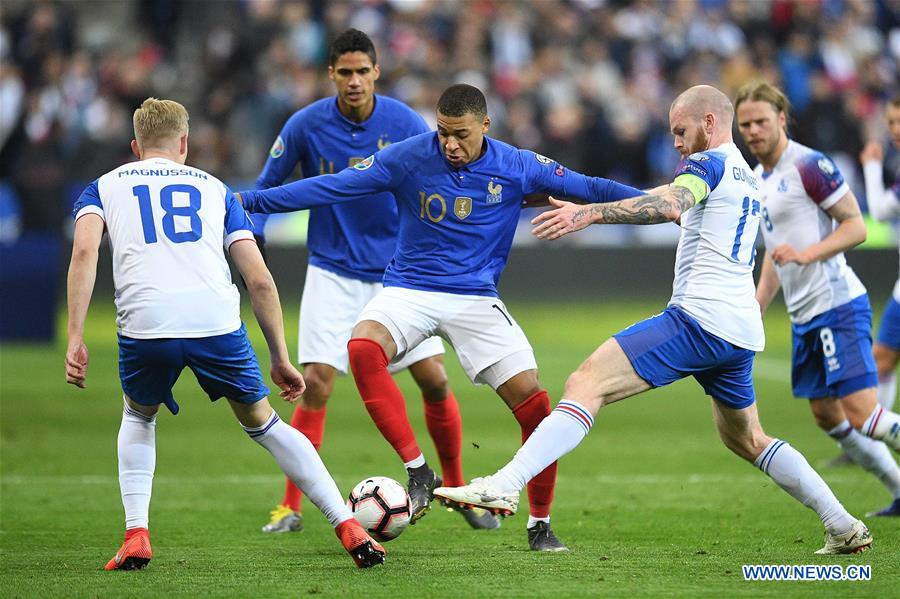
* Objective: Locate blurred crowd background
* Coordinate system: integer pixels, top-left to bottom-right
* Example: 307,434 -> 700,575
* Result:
0,0 -> 898,245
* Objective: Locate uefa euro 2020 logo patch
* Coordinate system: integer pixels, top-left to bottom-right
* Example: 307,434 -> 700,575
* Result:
817,157 -> 835,176
269,136 -> 285,159
354,155 -> 375,170
534,153 -> 553,165
487,180 -> 503,204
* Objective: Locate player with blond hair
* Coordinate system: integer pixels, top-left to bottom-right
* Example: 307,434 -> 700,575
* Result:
67,98 -> 385,570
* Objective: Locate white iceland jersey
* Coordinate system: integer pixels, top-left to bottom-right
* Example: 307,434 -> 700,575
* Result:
72,157 -> 255,338
755,140 -> 865,324
670,143 -> 765,351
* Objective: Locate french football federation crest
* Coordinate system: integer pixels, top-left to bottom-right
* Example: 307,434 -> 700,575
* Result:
487,180 -> 503,204
535,153 -> 553,165
377,135 -> 391,150
777,178 -> 788,192
454,196 -> 473,220
270,136 -> 285,159
354,155 -> 375,170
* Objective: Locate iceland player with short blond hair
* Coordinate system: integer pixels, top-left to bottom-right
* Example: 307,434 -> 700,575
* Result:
66,97 -> 386,570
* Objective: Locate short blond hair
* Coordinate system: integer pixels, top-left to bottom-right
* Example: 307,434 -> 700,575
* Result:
133,98 -> 189,149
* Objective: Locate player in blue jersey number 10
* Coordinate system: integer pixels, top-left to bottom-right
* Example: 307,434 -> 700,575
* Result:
237,83 -> 643,551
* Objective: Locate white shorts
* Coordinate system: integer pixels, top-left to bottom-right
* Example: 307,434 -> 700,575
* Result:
297,265 -> 445,374
357,286 -> 537,389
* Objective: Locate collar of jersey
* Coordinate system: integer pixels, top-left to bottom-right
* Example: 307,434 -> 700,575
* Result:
330,95 -> 379,131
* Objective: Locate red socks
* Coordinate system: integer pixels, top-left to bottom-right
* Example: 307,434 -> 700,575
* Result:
281,405 -> 327,512
512,390 -> 556,518
348,338 -> 421,462
424,392 -> 464,486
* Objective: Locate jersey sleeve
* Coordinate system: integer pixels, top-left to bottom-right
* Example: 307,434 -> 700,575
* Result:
72,180 -> 104,221
223,186 -> 255,248
520,150 -> 643,202
671,152 -> 726,203
239,142 -> 406,214
797,151 -> 848,210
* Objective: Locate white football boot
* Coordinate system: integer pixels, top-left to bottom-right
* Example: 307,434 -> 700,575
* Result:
814,520 -> 872,555
434,477 -> 518,516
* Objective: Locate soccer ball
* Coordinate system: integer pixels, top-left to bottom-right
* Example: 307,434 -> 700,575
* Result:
347,476 -> 412,542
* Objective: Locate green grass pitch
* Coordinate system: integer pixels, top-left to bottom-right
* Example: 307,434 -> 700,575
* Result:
1,298 -> 897,597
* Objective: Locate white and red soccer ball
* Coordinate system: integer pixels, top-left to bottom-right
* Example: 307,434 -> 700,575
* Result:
347,476 -> 412,542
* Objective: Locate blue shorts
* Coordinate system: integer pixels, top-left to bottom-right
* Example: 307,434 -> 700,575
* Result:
876,296 -> 900,351
791,294 -> 878,399
118,323 -> 269,415
613,306 -> 756,409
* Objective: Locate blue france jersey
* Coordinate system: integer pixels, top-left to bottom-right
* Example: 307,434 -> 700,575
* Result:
242,133 -> 642,296
72,158 -> 254,338
255,95 -> 429,281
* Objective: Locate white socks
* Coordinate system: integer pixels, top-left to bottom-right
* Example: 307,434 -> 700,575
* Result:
754,439 -> 856,535
862,405 -> 900,451
404,454 -> 426,470
491,400 -> 593,494
828,420 -> 900,499
118,401 -> 157,530
244,411 -> 352,527
878,372 -> 897,411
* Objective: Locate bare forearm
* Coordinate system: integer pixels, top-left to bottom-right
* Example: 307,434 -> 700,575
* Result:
579,185 -> 695,226
755,252 -> 780,314
66,249 -> 99,339
247,278 -> 291,365
805,217 -> 866,263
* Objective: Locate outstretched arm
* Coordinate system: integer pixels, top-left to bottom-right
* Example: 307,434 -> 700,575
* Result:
66,214 -> 104,388
531,184 -> 696,240
229,239 -> 306,403
237,154 -> 397,214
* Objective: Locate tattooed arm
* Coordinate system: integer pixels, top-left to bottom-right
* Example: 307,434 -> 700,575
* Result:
770,192 -> 866,265
531,185 -> 696,241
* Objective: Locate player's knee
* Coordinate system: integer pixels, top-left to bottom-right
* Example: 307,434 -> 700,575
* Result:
419,374 -> 450,403
564,367 -> 606,410
718,428 -> 767,462
301,374 -> 333,409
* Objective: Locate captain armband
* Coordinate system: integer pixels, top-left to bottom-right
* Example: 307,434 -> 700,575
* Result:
672,174 -> 709,204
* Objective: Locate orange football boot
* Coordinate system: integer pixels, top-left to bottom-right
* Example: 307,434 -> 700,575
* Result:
104,527 -> 152,570
335,519 -> 385,568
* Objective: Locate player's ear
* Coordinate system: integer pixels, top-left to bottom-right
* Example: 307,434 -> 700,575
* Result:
130,139 -> 141,159
327,65 -> 335,81
179,134 -> 188,158
482,115 -> 491,133
373,64 -> 380,81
